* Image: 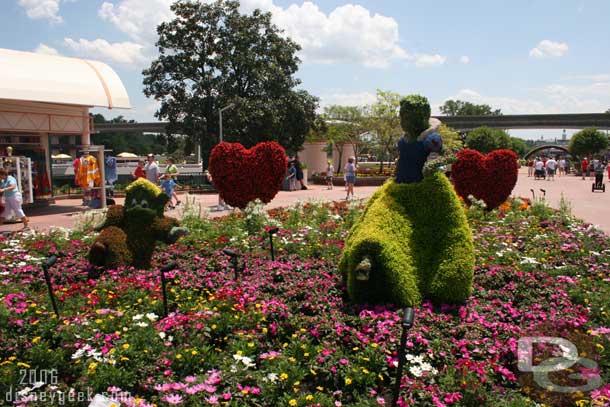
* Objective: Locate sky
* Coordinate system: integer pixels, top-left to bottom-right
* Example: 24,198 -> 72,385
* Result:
2,0 -> 610,140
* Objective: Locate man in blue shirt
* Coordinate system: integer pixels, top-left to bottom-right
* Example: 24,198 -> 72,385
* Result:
0,168 -> 29,229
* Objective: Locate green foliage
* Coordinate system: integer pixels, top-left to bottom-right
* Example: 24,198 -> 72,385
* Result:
509,136 -> 529,157
568,127 -> 609,157
143,0 -> 318,167
438,124 -> 463,153
399,95 -> 430,141
440,99 -> 502,116
465,126 -> 512,154
89,226 -> 133,269
340,173 -> 474,306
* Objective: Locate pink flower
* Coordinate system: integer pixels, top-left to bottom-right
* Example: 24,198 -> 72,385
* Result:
376,397 -> 385,405
162,394 -> 183,405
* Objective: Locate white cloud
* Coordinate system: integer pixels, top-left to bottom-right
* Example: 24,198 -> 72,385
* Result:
460,55 -> 470,64
98,0 -> 413,68
63,37 -> 147,65
99,0 -> 174,45
529,40 -> 569,58
319,91 -> 377,108
440,87 -> 610,115
413,53 -> 446,68
562,73 -> 610,82
34,43 -> 59,56
18,0 -> 63,23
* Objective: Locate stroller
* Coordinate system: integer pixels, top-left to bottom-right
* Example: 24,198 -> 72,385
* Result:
592,165 -> 606,192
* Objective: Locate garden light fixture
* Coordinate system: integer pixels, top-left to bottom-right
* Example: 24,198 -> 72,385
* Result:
268,227 -> 279,261
42,256 -> 60,318
391,307 -> 415,407
159,262 -> 178,317
222,248 -> 241,280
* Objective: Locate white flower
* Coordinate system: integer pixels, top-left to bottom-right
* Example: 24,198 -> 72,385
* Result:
146,313 -> 158,321
520,257 -> 540,265
158,332 -> 166,339
132,314 -> 144,320
409,365 -> 423,377
136,322 -> 149,328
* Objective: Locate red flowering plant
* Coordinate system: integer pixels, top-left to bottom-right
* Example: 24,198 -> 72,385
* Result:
452,148 -> 519,210
208,141 -> 287,209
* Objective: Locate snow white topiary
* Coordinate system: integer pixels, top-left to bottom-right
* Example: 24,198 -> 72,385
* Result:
88,178 -> 188,270
339,95 -> 474,306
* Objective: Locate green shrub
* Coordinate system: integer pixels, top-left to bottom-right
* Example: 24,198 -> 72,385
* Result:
340,172 -> 474,306
400,95 -> 430,140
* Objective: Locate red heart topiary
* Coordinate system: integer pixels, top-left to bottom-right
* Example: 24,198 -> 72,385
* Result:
208,141 -> 287,209
452,148 -> 519,210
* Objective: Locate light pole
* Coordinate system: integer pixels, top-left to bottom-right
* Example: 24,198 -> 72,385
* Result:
219,103 -> 235,143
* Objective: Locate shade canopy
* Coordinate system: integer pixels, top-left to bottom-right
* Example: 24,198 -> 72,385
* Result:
52,154 -> 72,159
0,48 -> 131,109
117,152 -> 138,158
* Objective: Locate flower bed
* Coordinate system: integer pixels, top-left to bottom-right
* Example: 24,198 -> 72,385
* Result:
1,199 -> 610,406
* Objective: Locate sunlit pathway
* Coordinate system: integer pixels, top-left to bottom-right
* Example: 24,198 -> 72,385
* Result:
0,184 -> 380,233
512,167 -> 610,234
4,168 -> 610,236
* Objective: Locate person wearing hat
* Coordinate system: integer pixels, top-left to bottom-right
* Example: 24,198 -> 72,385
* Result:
145,154 -> 159,183
326,160 -> 335,190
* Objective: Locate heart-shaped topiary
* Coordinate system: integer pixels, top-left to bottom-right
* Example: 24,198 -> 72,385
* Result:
209,141 -> 287,209
451,148 -> 519,210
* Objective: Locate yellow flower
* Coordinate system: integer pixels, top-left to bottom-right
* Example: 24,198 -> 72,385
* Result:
345,377 -> 352,385
280,373 -> 289,380
289,400 -> 297,406
122,344 -> 130,350
17,362 -> 31,368
176,354 -> 182,359
191,350 -> 198,356
316,386 -> 324,391
306,395 -> 313,401
32,337 -> 41,344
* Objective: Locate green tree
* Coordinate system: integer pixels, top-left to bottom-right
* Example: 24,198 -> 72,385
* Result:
368,90 -> 403,173
509,136 -> 529,157
321,105 -> 370,169
438,124 -> 463,153
568,127 -> 609,157
91,114 -> 166,156
440,100 -> 502,116
143,0 -> 318,168
465,126 -> 511,154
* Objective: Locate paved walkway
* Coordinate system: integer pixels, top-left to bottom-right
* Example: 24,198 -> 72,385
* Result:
2,169 -> 609,235
512,167 -> 610,234
0,185 -> 380,233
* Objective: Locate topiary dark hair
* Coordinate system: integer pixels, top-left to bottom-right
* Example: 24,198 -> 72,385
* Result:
400,95 -> 431,141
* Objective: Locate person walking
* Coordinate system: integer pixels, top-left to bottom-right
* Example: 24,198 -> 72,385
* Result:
293,156 -> 307,190
565,158 -> 571,175
326,160 -> 335,189
286,162 -> 297,191
534,157 -> 545,180
133,160 -> 146,180
344,156 -> 357,200
558,157 -> 566,177
145,154 -> 159,183
164,157 -> 181,206
0,168 -> 28,230
527,158 -> 534,177
545,157 -> 557,181
160,173 -> 178,210
581,157 -> 589,180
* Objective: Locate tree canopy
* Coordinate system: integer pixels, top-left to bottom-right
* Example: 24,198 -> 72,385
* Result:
440,100 -> 502,116
464,127 -> 512,154
568,128 -> 609,158
143,0 -> 318,167
91,114 -> 167,156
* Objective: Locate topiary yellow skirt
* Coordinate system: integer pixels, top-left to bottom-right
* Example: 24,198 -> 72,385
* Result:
339,172 -> 474,306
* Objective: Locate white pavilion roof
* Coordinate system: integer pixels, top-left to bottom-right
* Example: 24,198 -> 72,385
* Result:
0,48 -> 131,109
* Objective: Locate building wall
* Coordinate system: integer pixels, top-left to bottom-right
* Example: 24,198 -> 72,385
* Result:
299,141 -> 328,178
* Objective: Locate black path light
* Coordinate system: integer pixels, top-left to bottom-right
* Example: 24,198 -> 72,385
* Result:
391,307 -> 415,407
42,256 -> 60,318
222,248 -> 241,281
159,262 -> 178,318
267,227 -> 279,261
540,188 -> 546,197
530,188 -> 536,200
